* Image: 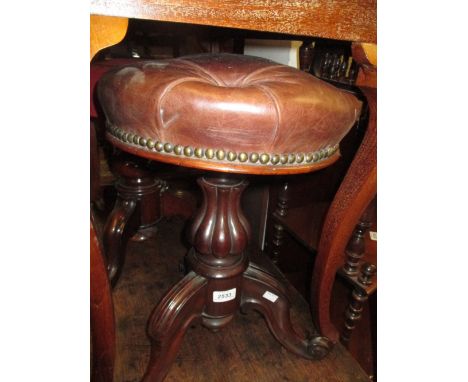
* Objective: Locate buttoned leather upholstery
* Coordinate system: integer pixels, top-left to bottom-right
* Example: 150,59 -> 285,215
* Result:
98,53 -> 361,174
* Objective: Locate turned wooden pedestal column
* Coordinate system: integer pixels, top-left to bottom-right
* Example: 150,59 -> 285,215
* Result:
142,175 -> 331,381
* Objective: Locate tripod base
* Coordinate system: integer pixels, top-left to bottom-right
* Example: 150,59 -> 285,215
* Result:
142,175 -> 331,381
142,257 -> 331,381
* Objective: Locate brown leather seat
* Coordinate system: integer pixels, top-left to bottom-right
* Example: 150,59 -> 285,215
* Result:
98,53 -> 361,175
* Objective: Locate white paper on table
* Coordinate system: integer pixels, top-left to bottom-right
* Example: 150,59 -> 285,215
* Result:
243,39 -> 302,69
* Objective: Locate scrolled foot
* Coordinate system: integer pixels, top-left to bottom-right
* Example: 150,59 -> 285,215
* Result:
307,335 -> 333,360
242,263 -> 331,361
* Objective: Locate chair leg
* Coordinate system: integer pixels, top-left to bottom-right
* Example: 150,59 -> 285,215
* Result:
103,153 -> 162,286
103,197 -> 139,286
90,217 -> 115,382
142,272 -> 207,382
242,262 -> 332,360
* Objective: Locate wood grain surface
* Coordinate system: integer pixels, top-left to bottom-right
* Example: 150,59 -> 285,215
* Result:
111,218 -> 369,381
90,15 -> 129,60
90,18 -> 128,382
352,42 -> 377,66
90,217 -> 116,382
352,42 -> 377,88
90,0 -> 376,43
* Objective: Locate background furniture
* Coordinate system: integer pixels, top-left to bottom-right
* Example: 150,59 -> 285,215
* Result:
90,214 -> 115,382
91,59 -> 163,286
91,24 -> 248,286
90,19 -> 127,381
90,0 -> 376,43
312,85 -> 376,341
265,42 -> 377,377
266,87 -> 376,376
338,198 -> 377,346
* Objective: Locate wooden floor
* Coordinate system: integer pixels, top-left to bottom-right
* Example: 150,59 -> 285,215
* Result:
111,217 -> 369,382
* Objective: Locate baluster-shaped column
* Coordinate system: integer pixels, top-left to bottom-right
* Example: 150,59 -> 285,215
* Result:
342,218 -> 372,276
186,175 -> 251,330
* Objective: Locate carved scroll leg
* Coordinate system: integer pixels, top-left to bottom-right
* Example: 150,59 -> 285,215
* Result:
103,198 -> 139,287
241,264 -> 332,360
142,272 -> 208,382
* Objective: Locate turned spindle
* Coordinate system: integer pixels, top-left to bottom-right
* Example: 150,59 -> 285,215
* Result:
271,182 -> 289,264
359,263 -> 377,286
340,262 -> 376,346
342,218 -> 372,276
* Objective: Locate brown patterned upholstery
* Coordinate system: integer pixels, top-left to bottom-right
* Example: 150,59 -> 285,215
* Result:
98,53 -> 361,174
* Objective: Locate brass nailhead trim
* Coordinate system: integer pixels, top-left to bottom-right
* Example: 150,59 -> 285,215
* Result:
205,148 -> 215,159
227,151 -> 237,161
107,126 -> 338,167
184,146 -> 193,157
259,153 -> 270,164
194,147 -> 204,158
155,141 -> 164,151
164,143 -> 173,153
174,145 -> 183,155
216,149 -> 226,160
249,153 -> 259,163
238,152 -> 248,162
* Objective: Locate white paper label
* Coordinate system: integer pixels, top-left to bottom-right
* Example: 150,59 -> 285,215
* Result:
262,291 -> 279,303
369,231 -> 377,241
213,288 -> 236,303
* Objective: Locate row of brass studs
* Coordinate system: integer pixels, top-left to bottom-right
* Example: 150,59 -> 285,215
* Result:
108,125 -> 339,166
